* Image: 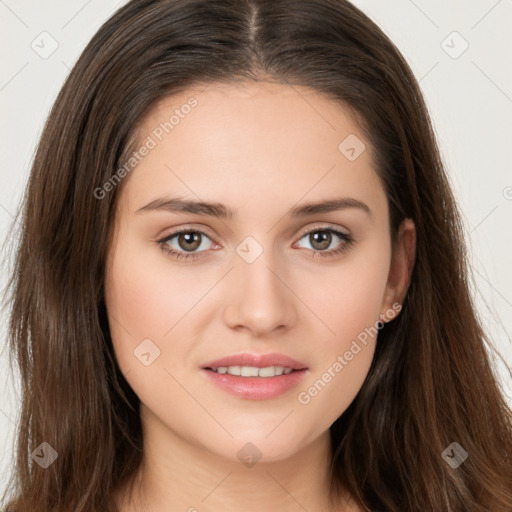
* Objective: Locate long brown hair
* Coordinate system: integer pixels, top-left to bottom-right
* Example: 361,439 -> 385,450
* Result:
2,1 -> 511,510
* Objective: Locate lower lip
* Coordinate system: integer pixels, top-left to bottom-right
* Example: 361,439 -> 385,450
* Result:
201,368 -> 308,400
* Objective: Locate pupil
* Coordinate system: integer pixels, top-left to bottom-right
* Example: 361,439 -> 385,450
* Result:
179,232 -> 201,251
311,231 -> 330,250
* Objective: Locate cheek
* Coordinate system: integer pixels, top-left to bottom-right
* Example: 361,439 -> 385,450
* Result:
104,234 -> 201,374
305,238 -> 391,349
293,239 -> 390,418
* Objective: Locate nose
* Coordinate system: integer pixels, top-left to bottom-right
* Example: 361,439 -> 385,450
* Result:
222,251 -> 297,337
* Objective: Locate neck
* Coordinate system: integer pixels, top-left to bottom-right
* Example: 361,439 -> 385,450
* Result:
114,405 -> 352,512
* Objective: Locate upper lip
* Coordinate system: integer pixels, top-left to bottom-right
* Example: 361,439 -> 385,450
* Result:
201,352 -> 308,370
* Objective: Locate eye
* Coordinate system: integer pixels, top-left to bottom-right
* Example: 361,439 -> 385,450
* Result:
157,229 -> 217,261
294,226 -> 353,258
156,225 -> 354,262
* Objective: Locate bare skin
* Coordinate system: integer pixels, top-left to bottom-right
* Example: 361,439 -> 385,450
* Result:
105,81 -> 416,512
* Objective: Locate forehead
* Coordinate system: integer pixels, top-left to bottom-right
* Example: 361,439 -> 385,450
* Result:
116,81 -> 385,220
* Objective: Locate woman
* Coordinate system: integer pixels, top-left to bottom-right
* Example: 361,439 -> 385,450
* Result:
1,1 -> 511,511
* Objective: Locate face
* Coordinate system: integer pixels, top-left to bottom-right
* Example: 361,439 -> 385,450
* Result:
104,81 -> 414,464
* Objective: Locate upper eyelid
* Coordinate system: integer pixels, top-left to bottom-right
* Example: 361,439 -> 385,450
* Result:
297,223 -> 350,237
158,223 -> 351,249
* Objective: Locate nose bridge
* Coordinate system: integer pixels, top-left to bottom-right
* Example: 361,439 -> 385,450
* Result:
224,234 -> 296,333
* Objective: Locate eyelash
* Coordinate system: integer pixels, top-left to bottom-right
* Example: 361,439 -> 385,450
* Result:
156,226 -> 354,262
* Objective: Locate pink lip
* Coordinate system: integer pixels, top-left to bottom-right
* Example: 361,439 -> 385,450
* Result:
201,368 -> 309,400
201,352 -> 308,370
200,352 -> 309,400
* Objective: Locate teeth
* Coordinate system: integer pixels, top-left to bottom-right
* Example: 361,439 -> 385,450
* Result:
211,365 -> 295,377
241,366 -> 259,377
260,366 -> 282,377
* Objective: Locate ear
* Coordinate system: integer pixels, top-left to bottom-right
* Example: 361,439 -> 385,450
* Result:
380,218 -> 416,322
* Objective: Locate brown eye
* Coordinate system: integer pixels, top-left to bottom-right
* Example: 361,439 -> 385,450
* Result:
295,228 -> 353,256
157,229 -> 216,261
176,232 -> 203,252
308,230 -> 332,251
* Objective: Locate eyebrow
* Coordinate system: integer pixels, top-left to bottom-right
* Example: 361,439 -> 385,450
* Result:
135,196 -> 372,219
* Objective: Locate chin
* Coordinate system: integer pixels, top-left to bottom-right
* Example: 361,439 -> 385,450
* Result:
205,427 -> 317,465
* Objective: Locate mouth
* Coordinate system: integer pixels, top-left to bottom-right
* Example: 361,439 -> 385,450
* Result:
201,352 -> 308,372
205,365 -> 299,377
200,353 -> 309,400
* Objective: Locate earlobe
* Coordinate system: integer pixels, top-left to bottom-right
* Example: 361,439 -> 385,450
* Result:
380,218 -> 416,322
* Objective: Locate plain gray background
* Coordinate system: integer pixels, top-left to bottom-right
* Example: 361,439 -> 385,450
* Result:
1,0 -> 511,494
